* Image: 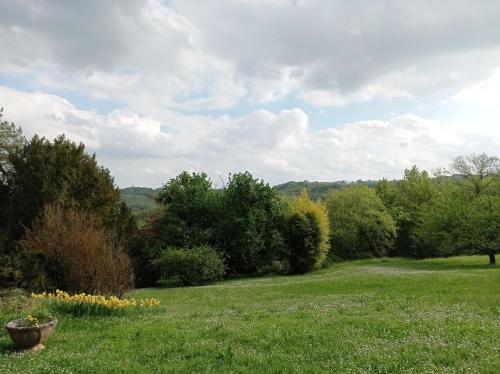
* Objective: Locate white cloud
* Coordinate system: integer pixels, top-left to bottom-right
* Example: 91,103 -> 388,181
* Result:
2,86 -> 499,187
2,1 -> 500,110
2,1 -> 500,186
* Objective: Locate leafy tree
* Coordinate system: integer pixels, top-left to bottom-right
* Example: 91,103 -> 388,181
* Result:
419,183 -> 500,264
155,171 -> 220,248
448,153 -> 500,196
218,172 -> 285,274
0,109 -> 25,244
1,132 -> 136,288
377,166 -> 437,258
284,191 -> 330,273
420,154 -> 500,264
0,108 -> 25,178
326,185 -> 395,260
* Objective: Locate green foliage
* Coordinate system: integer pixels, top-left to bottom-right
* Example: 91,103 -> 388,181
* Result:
284,191 -> 330,273
47,300 -> 124,317
377,166 -> 437,258
6,135 -> 134,239
274,180 -> 378,199
127,240 -> 163,288
0,132 -> 137,288
156,172 -> 220,248
449,153 -> 500,196
218,172 -> 285,274
154,245 -> 225,286
120,186 -> 160,221
0,109 -> 25,251
419,182 -> 500,262
0,108 -> 25,178
326,185 -> 395,260
0,239 -> 47,290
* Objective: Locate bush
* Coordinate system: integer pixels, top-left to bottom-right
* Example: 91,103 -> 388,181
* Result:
23,204 -> 134,296
326,185 -> 395,260
154,245 -> 225,286
284,191 -> 330,274
0,239 -> 48,290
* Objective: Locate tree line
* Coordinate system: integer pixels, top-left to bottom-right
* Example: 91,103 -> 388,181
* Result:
1,109 -> 498,294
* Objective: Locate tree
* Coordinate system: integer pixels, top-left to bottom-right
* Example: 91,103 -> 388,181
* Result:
326,185 -> 395,260
284,191 -> 330,274
421,153 -> 500,264
1,132 -> 136,288
377,166 -> 436,258
155,171 -> 220,248
7,135 -> 133,239
0,108 -> 25,178
218,172 -> 285,274
419,183 -> 499,264
449,153 -> 500,196
0,109 -> 25,243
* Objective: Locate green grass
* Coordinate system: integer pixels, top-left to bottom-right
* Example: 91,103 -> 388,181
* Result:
1,256 -> 499,373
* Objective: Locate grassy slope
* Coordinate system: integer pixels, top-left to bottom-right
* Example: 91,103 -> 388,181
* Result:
1,256 -> 499,373
120,187 -> 160,221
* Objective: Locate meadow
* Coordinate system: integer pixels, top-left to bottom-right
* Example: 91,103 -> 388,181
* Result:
1,255 -> 499,374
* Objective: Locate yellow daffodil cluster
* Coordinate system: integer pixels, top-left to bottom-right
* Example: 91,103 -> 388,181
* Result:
26,315 -> 39,326
31,290 -> 160,310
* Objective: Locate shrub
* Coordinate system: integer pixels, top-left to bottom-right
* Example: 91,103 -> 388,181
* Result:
326,185 -> 395,260
154,245 -> 225,286
24,204 -> 134,296
0,239 -> 51,290
284,191 -> 330,273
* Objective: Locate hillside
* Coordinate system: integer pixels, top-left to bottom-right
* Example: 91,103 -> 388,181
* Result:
273,180 -> 379,199
120,180 -> 381,217
120,186 -> 161,219
1,256 -> 498,373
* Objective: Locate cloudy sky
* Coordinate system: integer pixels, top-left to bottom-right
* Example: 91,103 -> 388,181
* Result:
1,0 -> 499,187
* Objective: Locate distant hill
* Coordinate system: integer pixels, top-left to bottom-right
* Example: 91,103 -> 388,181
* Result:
274,180 -> 379,199
120,186 -> 160,220
120,180 -> 381,218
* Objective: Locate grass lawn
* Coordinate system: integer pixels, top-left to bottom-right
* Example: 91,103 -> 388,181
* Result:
1,256 -> 499,373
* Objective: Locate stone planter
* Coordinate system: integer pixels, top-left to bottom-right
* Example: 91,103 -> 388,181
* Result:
5,318 -> 57,352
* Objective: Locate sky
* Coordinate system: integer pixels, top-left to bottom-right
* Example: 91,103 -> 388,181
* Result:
1,0 -> 500,187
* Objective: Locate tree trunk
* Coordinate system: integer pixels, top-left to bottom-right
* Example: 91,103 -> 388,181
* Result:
489,251 -> 496,264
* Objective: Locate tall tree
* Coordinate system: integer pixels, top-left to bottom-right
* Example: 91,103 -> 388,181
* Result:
419,183 -> 500,264
7,134 -> 134,240
0,108 -> 25,179
0,110 -> 25,254
284,191 -> 330,274
377,166 -> 436,258
449,153 -> 500,196
155,171 -> 220,248
326,185 -> 395,260
218,172 -> 285,274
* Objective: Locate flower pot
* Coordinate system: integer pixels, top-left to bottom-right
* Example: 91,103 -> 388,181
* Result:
5,318 -> 58,352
